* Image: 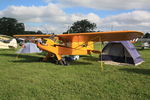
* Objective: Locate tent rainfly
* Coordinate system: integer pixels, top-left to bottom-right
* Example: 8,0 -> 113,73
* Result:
17,43 -> 42,54
100,41 -> 144,66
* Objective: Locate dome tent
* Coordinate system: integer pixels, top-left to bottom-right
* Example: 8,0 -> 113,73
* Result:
100,41 -> 144,66
17,43 -> 41,54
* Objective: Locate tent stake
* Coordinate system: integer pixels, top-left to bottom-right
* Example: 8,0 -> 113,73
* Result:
16,54 -> 19,59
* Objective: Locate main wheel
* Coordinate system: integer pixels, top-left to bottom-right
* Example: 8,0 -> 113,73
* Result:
57,59 -> 69,66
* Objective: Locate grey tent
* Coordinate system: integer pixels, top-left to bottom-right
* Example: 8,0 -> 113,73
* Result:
17,43 -> 42,54
100,41 -> 144,66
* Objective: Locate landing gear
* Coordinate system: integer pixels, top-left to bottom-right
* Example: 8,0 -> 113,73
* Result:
57,58 -> 69,66
40,53 -> 69,66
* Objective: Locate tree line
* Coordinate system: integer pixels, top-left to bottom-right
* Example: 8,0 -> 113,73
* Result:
0,17 -> 46,36
0,17 -> 149,37
143,32 -> 150,38
0,17 -> 97,36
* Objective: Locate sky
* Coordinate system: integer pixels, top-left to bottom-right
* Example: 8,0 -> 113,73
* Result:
0,0 -> 150,34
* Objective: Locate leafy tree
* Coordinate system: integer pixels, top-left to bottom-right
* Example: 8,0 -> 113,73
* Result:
64,19 -> 97,34
143,32 -> 150,38
23,30 -> 45,35
36,30 -> 43,34
23,31 -> 37,34
0,17 -> 25,36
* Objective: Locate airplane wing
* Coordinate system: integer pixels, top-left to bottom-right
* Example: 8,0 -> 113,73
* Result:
13,34 -> 52,38
57,31 -> 143,42
14,30 -> 143,42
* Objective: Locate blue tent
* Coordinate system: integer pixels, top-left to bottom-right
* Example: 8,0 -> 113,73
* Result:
100,41 -> 144,66
17,43 -> 42,54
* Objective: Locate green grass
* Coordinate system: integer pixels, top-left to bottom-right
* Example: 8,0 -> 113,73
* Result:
0,48 -> 149,100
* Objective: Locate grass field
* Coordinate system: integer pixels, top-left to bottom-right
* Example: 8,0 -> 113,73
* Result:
0,48 -> 149,100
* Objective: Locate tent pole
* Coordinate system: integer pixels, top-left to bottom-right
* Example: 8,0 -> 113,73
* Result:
124,47 -> 127,63
16,54 -> 19,59
16,55 -> 18,59
99,37 -> 103,71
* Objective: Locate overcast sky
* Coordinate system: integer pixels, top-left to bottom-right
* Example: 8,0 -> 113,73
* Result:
0,0 -> 150,34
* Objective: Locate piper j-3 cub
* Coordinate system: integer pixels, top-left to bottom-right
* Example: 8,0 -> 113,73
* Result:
14,31 -> 143,65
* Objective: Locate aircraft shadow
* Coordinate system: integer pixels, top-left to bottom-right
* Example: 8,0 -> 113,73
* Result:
81,55 -> 99,61
119,68 -> 150,76
69,61 -> 92,65
0,49 -> 16,51
0,53 -> 92,65
0,53 -> 42,63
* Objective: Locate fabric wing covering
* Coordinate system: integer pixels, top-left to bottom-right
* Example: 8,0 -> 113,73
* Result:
17,43 -> 42,54
58,31 -> 143,42
100,41 -> 144,66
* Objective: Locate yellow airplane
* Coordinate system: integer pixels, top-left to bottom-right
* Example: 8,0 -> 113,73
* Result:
14,30 -> 143,65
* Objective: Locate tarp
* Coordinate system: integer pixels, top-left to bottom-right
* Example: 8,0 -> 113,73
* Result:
100,41 -> 144,66
9,39 -> 17,48
0,38 -> 17,49
17,43 -> 42,53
